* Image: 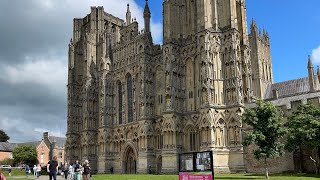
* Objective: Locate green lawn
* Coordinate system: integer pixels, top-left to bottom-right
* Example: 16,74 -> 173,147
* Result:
91,174 -> 320,180
2,173 -> 320,180
2,169 -> 26,176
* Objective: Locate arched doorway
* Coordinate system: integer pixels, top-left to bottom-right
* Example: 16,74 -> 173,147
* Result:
157,156 -> 162,174
124,146 -> 136,174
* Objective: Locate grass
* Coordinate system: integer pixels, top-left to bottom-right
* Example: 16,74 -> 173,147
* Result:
1,169 -> 26,176
2,173 -> 320,180
90,173 -> 320,180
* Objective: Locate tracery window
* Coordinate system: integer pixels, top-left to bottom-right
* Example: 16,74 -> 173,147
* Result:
118,82 -> 123,124
185,126 -> 199,152
127,74 -> 133,123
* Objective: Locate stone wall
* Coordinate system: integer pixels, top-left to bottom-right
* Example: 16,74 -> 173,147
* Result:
244,145 -> 294,173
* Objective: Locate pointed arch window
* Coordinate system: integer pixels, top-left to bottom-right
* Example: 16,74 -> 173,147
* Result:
127,74 -> 133,123
118,81 -> 123,124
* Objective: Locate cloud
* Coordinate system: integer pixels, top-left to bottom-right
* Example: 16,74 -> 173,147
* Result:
0,57 -> 67,95
312,45 -> 320,64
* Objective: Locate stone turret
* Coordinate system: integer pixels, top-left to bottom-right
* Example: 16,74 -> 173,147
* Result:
143,0 -> 151,33
126,4 -> 131,25
307,55 -> 319,92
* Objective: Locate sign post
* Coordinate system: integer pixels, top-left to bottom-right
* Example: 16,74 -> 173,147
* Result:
179,151 -> 214,180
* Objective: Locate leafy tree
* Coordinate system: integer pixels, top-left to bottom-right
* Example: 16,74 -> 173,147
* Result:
286,103 -> 320,174
242,100 -> 286,179
12,145 -> 38,166
0,129 -> 10,142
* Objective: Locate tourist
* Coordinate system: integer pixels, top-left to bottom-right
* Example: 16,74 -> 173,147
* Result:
47,156 -> 59,180
62,162 -> 69,180
36,164 -> 41,179
69,163 -> 74,180
33,165 -> 37,176
0,169 -> 6,180
7,167 -> 11,177
82,160 -> 91,180
74,160 -> 81,180
25,165 -> 30,177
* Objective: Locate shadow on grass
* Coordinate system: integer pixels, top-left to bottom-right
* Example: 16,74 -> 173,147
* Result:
244,173 -> 320,178
215,178 -> 263,179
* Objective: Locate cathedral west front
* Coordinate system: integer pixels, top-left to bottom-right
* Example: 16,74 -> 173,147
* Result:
66,0 -> 287,174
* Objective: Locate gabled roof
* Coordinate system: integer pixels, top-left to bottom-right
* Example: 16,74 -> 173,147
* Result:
0,142 -> 17,152
48,136 -> 66,148
265,77 -> 310,99
0,141 -> 40,152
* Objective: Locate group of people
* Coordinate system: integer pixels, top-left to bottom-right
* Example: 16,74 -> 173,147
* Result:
0,157 -> 91,180
24,164 -> 41,178
47,156 -> 91,180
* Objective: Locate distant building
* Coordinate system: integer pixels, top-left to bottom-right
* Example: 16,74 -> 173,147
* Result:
37,132 -> 66,167
0,141 -> 39,162
0,132 -> 66,167
0,142 -> 15,161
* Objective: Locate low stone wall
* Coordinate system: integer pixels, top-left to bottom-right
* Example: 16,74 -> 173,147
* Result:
244,145 -> 294,173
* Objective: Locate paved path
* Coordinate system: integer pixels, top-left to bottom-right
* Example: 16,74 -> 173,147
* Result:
9,175 -> 66,180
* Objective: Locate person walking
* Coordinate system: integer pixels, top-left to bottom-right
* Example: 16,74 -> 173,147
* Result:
7,167 -> 11,177
47,156 -> 59,180
69,163 -> 74,180
33,165 -> 37,176
74,161 -> 81,180
82,160 -> 91,180
62,162 -> 69,180
36,164 -> 41,179
25,165 -> 30,177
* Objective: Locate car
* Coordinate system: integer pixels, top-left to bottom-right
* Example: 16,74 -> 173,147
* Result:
0,165 -> 11,169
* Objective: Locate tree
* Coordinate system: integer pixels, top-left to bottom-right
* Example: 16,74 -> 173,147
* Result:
12,145 -> 38,166
242,100 -> 286,179
286,104 -> 320,174
0,129 -> 10,142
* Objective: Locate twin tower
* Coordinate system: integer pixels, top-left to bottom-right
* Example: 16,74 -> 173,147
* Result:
66,0 -> 273,174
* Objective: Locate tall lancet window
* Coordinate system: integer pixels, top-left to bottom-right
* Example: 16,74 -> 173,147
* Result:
127,74 -> 133,123
118,81 -> 123,124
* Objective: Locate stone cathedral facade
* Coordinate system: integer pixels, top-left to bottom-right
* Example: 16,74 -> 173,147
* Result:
65,0 -> 276,174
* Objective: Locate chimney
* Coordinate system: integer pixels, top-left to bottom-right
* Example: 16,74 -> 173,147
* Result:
43,132 -> 49,140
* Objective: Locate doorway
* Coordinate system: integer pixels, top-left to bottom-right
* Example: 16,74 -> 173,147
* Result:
124,146 -> 136,174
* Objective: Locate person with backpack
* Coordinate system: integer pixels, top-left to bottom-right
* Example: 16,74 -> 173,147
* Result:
47,156 -> 59,180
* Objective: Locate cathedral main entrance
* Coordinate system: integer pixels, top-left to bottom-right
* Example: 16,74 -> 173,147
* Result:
124,146 -> 136,174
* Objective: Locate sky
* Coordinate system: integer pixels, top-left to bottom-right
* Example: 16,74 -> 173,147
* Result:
0,0 -> 319,143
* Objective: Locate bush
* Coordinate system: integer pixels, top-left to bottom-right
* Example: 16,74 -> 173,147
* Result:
0,158 -> 14,166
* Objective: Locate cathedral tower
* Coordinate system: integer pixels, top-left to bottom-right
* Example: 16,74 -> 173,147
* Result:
249,19 -> 273,99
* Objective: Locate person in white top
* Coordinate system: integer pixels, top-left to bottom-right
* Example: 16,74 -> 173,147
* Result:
68,163 -> 74,180
33,165 -> 37,176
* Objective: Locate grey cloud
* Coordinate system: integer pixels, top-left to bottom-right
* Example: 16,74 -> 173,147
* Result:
0,79 -> 67,142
